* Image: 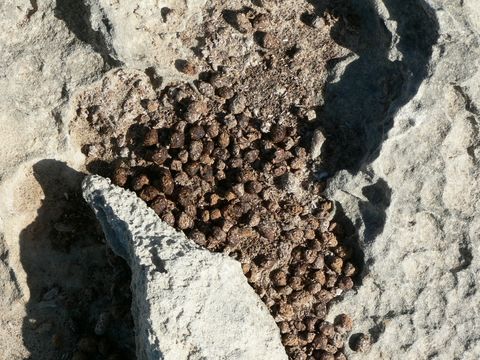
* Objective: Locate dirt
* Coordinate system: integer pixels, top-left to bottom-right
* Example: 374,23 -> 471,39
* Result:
66,1 -> 362,359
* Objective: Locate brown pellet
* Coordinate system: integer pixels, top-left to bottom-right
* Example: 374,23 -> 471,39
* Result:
143,129 -> 158,146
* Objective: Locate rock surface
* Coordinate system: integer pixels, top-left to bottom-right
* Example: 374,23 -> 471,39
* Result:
0,1 -> 209,358
0,0 -> 480,359
82,175 -> 287,360
324,0 -> 480,359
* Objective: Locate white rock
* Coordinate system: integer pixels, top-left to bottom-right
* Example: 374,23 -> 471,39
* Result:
82,175 -> 287,360
1,0 -> 480,358
311,128 -> 326,160
324,1 -> 480,359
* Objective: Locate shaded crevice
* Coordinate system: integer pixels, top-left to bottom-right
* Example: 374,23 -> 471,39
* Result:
450,236 -> 473,274
333,202 -> 365,285
19,160 -> 135,359
54,0 -> 123,68
26,0 -> 38,20
359,178 -> 391,244
310,0 -> 439,174
309,0 -> 438,296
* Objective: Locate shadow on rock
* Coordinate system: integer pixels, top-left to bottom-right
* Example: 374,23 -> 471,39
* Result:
359,178 -> 392,244
54,0 -> 122,68
305,0 -> 435,285
333,201 -> 365,285
20,159 -> 134,359
310,0 -> 439,174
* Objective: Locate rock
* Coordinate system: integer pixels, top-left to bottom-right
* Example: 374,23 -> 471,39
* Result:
311,129 -> 326,160
82,175 -> 287,360
324,1 -> 480,359
1,0 -> 480,359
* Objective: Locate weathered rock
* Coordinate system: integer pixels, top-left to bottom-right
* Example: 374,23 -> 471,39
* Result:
311,129 -> 326,160
0,0 -> 479,359
82,175 -> 287,360
323,1 -> 480,359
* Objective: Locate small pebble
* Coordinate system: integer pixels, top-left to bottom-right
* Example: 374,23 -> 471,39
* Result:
95,312 -> 110,335
234,12 -> 253,33
229,94 -> 247,114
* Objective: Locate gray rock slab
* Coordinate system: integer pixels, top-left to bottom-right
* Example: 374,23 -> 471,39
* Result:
82,175 -> 287,360
323,1 -> 480,359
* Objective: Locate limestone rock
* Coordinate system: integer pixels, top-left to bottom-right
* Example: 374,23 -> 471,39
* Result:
323,0 -> 480,359
311,129 -> 326,160
82,175 -> 287,360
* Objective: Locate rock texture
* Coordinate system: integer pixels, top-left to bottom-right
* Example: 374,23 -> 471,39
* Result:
82,175 -> 287,360
323,1 -> 480,359
0,0 -> 204,181
0,0 -> 480,359
0,2 -> 207,357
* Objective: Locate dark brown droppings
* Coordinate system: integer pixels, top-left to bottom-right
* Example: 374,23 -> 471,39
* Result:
228,94 -> 247,114
177,212 -> 194,230
139,185 -> 161,202
252,13 -> 270,31
162,212 -> 176,227
337,276 -> 354,290
217,131 -> 230,148
170,131 -> 185,148
157,169 -> 175,195
342,262 -> 356,277
112,167 -> 129,186
150,195 -> 173,215
184,162 -> 200,176
131,174 -> 149,191
334,314 -> 353,334
245,180 -> 263,194
271,269 -> 288,287
207,122 -> 220,138
189,125 -> 206,140
185,101 -> 208,123
90,19 -> 358,358
189,140 -> 204,161
216,86 -> 235,99
178,149 -> 189,163
270,124 -> 287,143
143,128 -> 159,146
151,147 -> 169,165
